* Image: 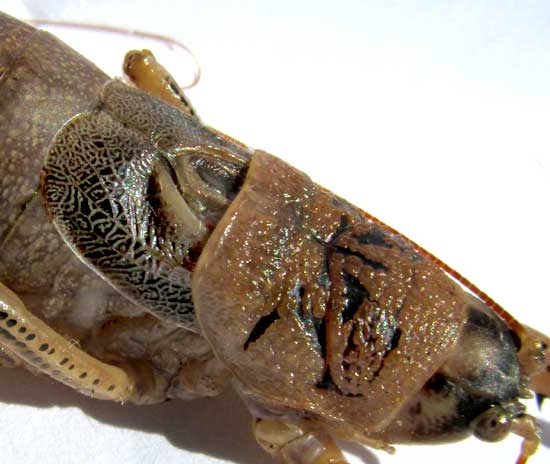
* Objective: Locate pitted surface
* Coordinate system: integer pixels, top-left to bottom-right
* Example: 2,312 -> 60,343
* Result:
0,15 -> 108,242
42,110 -> 196,327
42,81 -> 251,328
194,151 -> 469,432
0,13 -> 228,403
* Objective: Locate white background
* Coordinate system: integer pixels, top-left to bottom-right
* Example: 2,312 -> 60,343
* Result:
0,1 -> 548,464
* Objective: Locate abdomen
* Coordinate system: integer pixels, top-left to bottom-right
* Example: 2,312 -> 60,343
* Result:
0,11 -> 109,240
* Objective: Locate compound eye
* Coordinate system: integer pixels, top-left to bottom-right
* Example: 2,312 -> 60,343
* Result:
473,406 -> 512,442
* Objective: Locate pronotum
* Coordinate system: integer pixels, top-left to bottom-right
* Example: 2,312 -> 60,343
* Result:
0,6 -> 548,464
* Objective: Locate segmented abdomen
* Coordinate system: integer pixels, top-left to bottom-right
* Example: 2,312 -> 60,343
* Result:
0,12 -> 109,243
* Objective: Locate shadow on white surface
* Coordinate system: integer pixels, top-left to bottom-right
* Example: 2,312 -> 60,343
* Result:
340,441 -> 381,464
0,367 -> 274,464
1,366 -> 547,464
0,367 -> 387,463
541,417 -> 550,449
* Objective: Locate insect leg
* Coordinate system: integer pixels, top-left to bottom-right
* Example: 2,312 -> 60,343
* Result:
0,345 -> 23,368
123,49 -> 199,118
253,417 -> 349,464
0,281 -> 137,402
511,414 -> 541,464
90,315 -> 230,401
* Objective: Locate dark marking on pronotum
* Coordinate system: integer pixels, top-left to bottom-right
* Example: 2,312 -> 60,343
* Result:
317,316 -> 328,361
292,285 -> 327,359
310,214 -> 350,247
244,309 -> 281,350
332,215 -> 350,243
316,369 -> 341,393
344,326 -> 358,356
390,328 -> 402,350
335,246 -> 388,272
354,227 -> 390,248
341,272 -> 370,323
293,285 -> 306,321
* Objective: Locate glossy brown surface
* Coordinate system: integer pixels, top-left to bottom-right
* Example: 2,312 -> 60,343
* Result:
194,151 -> 469,432
0,10 -> 546,463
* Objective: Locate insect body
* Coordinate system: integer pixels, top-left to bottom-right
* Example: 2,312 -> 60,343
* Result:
0,11 -> 548,464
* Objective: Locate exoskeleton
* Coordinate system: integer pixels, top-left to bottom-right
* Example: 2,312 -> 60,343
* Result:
0,11 -> 548,464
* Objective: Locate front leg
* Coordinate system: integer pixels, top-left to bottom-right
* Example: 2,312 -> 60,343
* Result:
253,417 -> 349,464
88,314 -> 230,401
0,281 -> 136,402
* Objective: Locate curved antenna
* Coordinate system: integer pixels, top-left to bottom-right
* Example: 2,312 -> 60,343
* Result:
26,18 -> 201,89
